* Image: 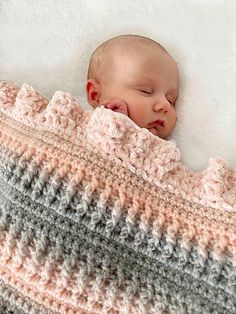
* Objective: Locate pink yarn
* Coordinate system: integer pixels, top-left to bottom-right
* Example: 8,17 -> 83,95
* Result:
1,80 -> 235,211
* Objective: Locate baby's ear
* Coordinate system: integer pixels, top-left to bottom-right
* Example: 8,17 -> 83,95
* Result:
86,79 -> 101,108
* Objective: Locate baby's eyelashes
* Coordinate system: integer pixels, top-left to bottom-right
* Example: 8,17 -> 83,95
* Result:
136,87 -> 177,106
166,95 -> 177,106
167,99 -> 175,106
138,88 -> 152,95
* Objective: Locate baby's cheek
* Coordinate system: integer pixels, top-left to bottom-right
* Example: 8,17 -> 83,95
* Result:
127,105 -> 139,120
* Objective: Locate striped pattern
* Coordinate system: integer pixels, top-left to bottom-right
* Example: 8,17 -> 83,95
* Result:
0,81 -> 236,313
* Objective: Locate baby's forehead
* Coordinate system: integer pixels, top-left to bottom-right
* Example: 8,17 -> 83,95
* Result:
114,49 -> 179,91
107,47 -> 165,75
113,47 -> 174,72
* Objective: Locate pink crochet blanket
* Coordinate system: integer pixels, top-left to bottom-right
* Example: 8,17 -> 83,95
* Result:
1,81 -> 235,212
0,80 -> 235,313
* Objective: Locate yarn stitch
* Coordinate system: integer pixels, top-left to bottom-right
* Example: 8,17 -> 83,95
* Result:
0,80 -> 235,314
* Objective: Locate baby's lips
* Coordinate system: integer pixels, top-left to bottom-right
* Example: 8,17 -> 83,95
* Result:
148,120 -> 165,128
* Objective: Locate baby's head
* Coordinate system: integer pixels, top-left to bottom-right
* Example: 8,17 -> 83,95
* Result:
86,34 -> 179,138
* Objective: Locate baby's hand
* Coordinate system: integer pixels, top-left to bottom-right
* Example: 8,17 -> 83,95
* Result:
103,99 -> 128,116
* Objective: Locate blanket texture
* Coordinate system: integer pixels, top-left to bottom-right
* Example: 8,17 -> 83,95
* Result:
0,80 -> 236,314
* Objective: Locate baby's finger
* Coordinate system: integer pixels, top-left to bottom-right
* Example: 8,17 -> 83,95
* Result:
105,100 -> 128,115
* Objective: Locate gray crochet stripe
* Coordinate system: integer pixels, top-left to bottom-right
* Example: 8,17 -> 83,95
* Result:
0,170 -> 235,313
0,279 -> 58,314
0,156 -> 235,286
0,214 -> 232,314
0,162 -> 235,312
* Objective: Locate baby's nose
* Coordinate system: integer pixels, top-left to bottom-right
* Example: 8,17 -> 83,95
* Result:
153,96 -> 170,112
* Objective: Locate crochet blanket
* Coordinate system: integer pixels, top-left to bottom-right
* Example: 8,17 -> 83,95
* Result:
0,80 -> 236,314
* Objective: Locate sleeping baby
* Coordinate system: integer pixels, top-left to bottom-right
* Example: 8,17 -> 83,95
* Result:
86,34 -> 179,139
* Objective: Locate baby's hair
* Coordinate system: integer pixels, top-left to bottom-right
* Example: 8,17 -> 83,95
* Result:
87,34 -> 167,81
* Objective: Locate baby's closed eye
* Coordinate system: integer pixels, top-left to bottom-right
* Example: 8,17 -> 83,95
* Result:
167,98 -> 175,105
138,88 -> 152,95
166,95 -> 177,106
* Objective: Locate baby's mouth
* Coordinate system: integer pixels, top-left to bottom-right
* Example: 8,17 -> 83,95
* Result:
148,119 -> 165,128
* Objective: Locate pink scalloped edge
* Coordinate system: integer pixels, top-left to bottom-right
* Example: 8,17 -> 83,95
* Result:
0,80 -> 236,211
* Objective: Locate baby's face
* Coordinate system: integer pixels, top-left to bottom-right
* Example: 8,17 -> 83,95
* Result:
97,47 -> 179,138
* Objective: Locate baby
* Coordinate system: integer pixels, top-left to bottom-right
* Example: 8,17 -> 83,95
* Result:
86,34 -> 179,138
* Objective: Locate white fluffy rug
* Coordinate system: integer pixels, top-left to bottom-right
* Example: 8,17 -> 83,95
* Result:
0,0 -> 235,171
